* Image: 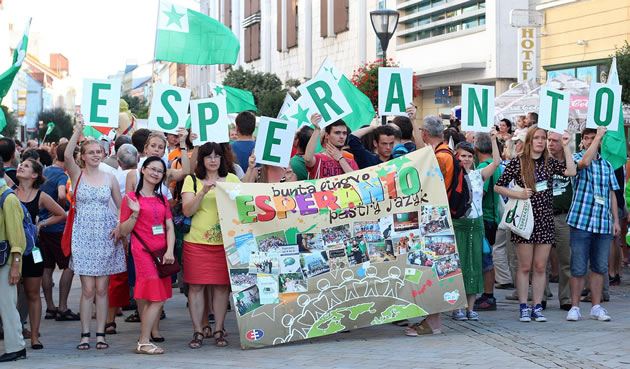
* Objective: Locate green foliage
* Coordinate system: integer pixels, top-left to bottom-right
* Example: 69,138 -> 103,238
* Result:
223,67 -> 290,117
122,94 -> 149,119
37,108 -> 74,143
0,105 -> 19,138
610,41 -> 630,104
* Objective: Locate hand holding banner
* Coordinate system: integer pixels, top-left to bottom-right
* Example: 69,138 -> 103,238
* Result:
538,86 -> 570,134
254,117 -> 297,168
190,95 -> 229,146
378,68 -> 412,116
461,84 -> 494,133
148,83 -> 191,134
81,79 -> 122,128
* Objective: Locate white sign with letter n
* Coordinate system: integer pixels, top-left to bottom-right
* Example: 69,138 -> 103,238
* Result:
81,79 -> 122,128
254,117 -> 297,168
461,84 -> 494,133
148,83 -> 191,134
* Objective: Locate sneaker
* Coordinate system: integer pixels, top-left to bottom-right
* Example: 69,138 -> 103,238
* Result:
467,311 -> 479,321
531,307 -> 547,322
566,306 -> 581,321
590,305 -> 611,321
474,295 -> 497,311
519,307 -> 531,322
452,309 -> 468,321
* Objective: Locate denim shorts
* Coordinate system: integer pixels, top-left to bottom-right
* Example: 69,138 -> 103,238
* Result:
482,244 -> 494,272
569,227 -> 613,277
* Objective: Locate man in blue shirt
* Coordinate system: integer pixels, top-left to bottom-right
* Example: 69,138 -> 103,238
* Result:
566,127 -> 620,322
231,111 -> 257,171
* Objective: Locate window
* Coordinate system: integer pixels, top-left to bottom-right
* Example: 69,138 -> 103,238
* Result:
321,0 -> 349,38
432,26 -> 445,36
244,0 -> 261,62
432,0 -> 445,7
462,17 -> 477,29
277,0 -> 297,51
446,23 -> 459,33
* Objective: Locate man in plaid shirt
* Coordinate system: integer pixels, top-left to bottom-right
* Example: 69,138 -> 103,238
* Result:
566,127 -> 621,322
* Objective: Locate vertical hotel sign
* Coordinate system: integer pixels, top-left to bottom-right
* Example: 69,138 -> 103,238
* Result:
517,28 -> 536,83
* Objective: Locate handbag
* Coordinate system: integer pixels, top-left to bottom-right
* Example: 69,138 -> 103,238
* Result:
132,225 -> 181,278
498,185 -> 535,240
172,174 -> 196,234
61,172 -> 82,257
0,240 -> 9,266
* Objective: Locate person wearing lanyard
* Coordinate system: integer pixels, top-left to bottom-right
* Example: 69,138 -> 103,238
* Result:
120,156 -> 175,354
495,126 -> 576,323
566,127 -> 621,322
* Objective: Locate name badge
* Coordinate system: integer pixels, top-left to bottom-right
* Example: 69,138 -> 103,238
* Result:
535,181 -> 548,192
32,247 -> 43,264
152,225 -> 165,235
553,188 -> 563,196
594,195 -> 606,206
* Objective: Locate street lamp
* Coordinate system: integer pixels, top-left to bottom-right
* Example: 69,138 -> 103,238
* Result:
370,9 -> 399,125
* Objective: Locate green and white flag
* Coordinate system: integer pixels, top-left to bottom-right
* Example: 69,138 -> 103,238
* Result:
0,18 -> 31,131
601,57 -> 627,170
155,0 -> 239,65
209,82 -> 257,113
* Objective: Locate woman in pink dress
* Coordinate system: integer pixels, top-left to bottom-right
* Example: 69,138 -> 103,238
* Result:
120,156 -> 176,355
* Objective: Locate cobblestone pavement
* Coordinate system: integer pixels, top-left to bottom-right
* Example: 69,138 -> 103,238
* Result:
2,267 -> 630,369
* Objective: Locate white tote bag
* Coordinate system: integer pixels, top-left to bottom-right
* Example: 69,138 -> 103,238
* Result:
498,186 -> 535,240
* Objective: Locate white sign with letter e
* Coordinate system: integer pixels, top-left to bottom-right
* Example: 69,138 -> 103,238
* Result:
190,94 -> 230,145
297,72 -> 351,129
378,67 -> 412,116
148,83 -> 191,134
586,83 -> 622,132
81,79 -> 122,128
461,84 -> 494,133
538,86 -> 570,134
254,117 -> 297,168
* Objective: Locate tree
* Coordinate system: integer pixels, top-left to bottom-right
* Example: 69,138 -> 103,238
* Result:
222,67 -> 289,117
0,105 -> 19,138
122,94 -> 149,119
37,108 -> 74,143
610,41 -> 630,104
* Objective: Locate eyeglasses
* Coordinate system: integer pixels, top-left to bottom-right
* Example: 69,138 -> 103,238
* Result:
145,166 -> 164,175
204,155 -> 222,161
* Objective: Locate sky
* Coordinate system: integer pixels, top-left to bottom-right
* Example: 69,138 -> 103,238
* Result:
5,0 -> 199,82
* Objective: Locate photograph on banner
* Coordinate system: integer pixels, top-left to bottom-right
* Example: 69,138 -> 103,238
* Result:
297,72 -> 352,129
538,86 -> 570,134
586,83 -> 622,131
190,94 -> 229,145
461,84 -> 495,133
378,68 -> 413,116
147,83 -> 191,134
81,79 -> 122,128
254,117 -> 297,167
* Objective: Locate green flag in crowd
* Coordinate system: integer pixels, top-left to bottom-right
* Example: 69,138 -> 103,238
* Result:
600,57 -> 627,170
0,18 -> 31,131
209,82 -> 257,113
45,122 -> 55,135
155,0 -> 239,65
338,75 -> 376,132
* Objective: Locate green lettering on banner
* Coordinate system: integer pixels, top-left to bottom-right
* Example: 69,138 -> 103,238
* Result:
236,195 -> 256,224
594,87 -> 614,126
262,121 -> 286,163
157,89 -> 182,130
305,81 -> 343,121
399,167 -> 421,196
197,102 -> 219,142
467,88 -> 488,128
90,83 -> 111,124
546,90 -> 565,129
385,73 -> 406,112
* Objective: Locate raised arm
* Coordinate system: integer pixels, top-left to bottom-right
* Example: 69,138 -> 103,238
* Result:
168,128 -> 193,182
562,130 -> 577,177
407,104 -> 425,149
242,150 -> 259,183
64,115 -> 84,182
303,113 -> 322,168
577,126 -> 605,170
481,129 -> 501,182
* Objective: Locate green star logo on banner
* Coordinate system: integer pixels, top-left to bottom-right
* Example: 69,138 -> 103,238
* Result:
164,5 -> 185,28
323,66 -> 338,80
213,85 -> 225,95
291,105 -> 310,127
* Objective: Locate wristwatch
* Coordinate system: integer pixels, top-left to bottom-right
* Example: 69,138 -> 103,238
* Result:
13,257 -> 21,263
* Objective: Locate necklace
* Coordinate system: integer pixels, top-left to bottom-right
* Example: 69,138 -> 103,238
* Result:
18,186 -> 34,202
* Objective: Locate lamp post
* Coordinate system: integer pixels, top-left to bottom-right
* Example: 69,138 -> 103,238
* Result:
370,9 -> 399,125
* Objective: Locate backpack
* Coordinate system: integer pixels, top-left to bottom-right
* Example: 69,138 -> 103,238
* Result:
435,146 -> 472,219
0,189 -> 37,255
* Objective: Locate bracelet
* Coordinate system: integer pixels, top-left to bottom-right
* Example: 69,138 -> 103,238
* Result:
337,156 -> 344,162
130,214 -> 138,220
181,148 -> 187,151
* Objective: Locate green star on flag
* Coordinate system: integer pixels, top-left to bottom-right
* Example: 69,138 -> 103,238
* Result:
155,0 -> 239,65
0,18 -> 31,132
291,105 -> 310,127
213,85 -> 225,95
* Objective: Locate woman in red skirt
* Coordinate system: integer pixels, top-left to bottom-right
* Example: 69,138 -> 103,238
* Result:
182,142 -> 240,349
120,156 -> 176,354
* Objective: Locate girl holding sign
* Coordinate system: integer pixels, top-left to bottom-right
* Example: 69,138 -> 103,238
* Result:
494,126 -> 576,323
65,115 -> 126,350
181,142 -> 240,349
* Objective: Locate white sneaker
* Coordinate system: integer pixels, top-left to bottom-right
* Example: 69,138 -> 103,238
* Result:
566,306 -> 581,321
590,305 -> 611,321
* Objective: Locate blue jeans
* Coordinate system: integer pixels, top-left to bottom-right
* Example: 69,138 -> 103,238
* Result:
569,227 -> 612,277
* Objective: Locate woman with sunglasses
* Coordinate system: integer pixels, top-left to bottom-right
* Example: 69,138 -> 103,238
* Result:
181,142 -> 239,349
120,156 -> 175,355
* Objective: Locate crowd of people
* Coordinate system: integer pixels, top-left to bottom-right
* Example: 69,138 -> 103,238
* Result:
0,97 -> 627,361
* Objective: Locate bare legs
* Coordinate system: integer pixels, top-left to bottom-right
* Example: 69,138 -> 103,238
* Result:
23,277 -> 42,346
137,298 -> 165,353
78,275 -> 109,345
516,243 -> 551,306
42,268 -> 74,313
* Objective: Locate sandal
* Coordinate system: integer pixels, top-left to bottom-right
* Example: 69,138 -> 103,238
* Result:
125,310 -> 141,323
213,330 -> 228,347
150,333 -> 165,343
76,332 -> 90,350
56,309 -> 80,321
45,308 -> 58,320
404,321 -> 435,337
203,325 -> 212,338
189,332 -> 203,349
135,341 -> 164,355
95,332 -> 109,349
105,322 -> 117,335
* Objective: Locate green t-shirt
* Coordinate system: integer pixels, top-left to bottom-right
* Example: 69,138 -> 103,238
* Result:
478,159 -> 502,224
290,155 -> 309,181
552,172 -> 573,212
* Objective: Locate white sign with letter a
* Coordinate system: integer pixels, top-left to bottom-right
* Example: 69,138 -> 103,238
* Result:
538,86 -> 570,134
254,117 -> 297,168
297,73 -> 351,129
190,94 -> 230,146
148,83 -> 191,134
378,67 -> 412,116
461,84 -> 494,133
586,83 -> 622,132
81,79 -> 122,128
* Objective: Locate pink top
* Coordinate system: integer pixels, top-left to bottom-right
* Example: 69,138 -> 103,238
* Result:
120,191 -> 172,251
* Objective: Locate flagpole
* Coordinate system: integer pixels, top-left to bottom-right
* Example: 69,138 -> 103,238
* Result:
150,0 -> 161,108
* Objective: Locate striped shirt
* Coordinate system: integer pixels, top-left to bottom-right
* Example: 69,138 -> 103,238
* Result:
566,151 -> 619,234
